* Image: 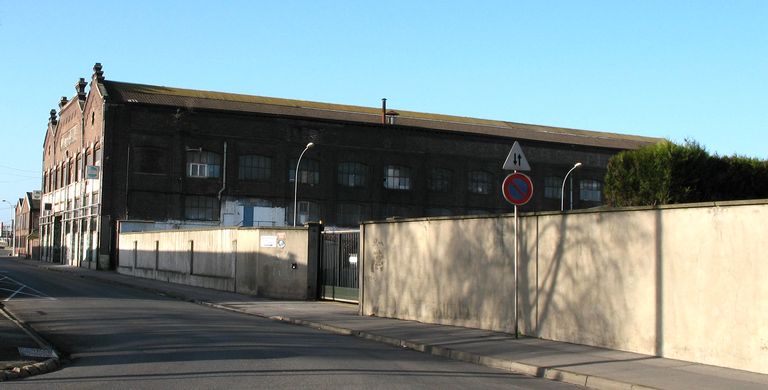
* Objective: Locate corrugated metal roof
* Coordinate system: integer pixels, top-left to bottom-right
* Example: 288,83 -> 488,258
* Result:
104,81 -> 663,150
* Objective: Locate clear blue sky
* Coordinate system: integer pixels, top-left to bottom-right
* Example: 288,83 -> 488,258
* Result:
0,1 -> 766,223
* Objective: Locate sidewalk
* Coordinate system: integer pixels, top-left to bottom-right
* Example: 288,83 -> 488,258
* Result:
8,257 -> 768,389
0,293 -> 60,381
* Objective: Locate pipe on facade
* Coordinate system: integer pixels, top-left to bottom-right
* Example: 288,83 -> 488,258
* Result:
217,141 -> 228,202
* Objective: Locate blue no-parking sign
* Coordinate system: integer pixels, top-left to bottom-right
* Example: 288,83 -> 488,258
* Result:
502,172 -> 534,206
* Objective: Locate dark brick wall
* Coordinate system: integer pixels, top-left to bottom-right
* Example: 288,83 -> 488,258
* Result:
103,103 -> 619,226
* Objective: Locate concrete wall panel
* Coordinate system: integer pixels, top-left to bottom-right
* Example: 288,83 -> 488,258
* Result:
361,200 -> 768,375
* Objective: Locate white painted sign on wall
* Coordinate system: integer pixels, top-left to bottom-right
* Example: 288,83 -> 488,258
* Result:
260,235 -> 277,248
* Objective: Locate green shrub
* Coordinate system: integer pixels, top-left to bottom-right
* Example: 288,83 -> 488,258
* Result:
604,141 -> 768,207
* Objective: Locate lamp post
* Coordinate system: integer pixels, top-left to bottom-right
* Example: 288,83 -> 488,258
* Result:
561,162 -> 582,211
293,142 -> 315,227
1,199 -> 14,256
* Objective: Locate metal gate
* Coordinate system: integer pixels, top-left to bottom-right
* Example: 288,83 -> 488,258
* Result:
319,229 -> 359,303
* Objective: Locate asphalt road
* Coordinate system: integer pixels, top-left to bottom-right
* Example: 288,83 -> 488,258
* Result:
0,258 -> 580,389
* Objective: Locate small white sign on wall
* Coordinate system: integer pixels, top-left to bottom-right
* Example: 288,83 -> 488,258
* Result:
349,254 -> 358,265
260,235 -> 277,248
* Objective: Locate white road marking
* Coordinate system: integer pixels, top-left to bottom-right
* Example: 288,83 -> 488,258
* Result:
0,274 -> 56,301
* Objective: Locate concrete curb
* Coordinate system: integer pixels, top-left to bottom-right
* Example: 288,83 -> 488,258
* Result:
0,306 -> 61,382
28,262 -> 661,390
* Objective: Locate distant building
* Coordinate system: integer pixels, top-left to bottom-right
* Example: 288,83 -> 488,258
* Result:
39,63 -> 661,269
14,191 -> 41,258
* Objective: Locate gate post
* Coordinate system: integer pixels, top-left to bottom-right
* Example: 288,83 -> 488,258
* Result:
305,222 -> 323,300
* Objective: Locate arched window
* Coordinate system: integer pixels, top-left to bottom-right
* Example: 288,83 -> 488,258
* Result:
289,158 -> 320,185
337,162 -> 367,187
383,165 -> 411,190
580,180 -> 603,202
467,171 -> 492,194
544,176 -> 562,199
239,155 -> 272,181
428,168 -> 452,193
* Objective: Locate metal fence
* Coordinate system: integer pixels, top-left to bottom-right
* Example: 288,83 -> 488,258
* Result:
319,229 -> 359,302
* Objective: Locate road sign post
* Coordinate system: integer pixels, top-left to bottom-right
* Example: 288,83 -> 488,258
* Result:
502,142 -> 533,339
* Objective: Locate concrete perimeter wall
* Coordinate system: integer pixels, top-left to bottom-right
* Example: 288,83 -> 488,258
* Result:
360,200 -> 768,374
118,225 -> 319,300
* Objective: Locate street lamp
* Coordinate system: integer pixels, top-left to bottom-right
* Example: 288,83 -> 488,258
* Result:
293,142 -> 315,227
561,163 -> 582,211
1,199 -> 14,256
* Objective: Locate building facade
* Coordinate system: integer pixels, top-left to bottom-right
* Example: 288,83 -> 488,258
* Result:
39,63 -> 661,269
14,192 -> 41,258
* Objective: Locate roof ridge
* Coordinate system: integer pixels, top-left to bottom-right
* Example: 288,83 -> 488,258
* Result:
104,80 -> 663,146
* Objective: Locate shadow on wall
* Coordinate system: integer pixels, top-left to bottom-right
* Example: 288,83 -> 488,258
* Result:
365,217 -> 516,333
519,209 -> 660,355
118,248 -> 307,300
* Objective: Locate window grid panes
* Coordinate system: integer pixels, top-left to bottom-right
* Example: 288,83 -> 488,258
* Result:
467,171 -> 492,194
428,168 -> 452,193
384,165 -> 411,190
239,155 -> 272,181
544,176 -> 562,199
337,162 -> 367,187
580,180 -> 603,202
287,201 -> 320,225
289,158 -> 320,185
336,203 -> 364,227
187,150 -> 221,178
184,196 -> 219,221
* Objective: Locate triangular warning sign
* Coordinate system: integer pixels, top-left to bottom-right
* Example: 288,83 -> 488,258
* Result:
502,141 -> 531,171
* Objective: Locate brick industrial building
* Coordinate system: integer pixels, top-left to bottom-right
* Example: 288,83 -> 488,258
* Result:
39,63 -> 660,269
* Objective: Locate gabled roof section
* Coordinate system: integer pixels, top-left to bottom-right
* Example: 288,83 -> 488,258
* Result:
104,80 -> 663,150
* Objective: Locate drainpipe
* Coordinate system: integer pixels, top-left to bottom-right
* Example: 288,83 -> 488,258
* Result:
217,142 -> 228,223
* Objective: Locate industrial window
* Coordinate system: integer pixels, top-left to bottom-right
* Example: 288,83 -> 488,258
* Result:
580,180 -> 603,202
239,155 -> 272,181
383,165 -> 411,190
425,208 -> 452,217
384,204 -> 412,218
184,196 -> 219,221
288,158 -> 320,185
428,168 -> 452,193
337,162 -> 367,187
286,201 -> 319,225
62,161 -> 70,187
336,203 -> 365,227
85,148 -> 93,167
76,154 -> 83,180
94,146 -> 102,166
544,176 -> 562,199
133,147 -> 167,175
467,171 -> 492,194
187,150 -> 221,178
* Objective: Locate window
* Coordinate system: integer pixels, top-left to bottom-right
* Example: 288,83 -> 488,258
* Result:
184,196 -> 219,220
384,165 -> 411,190
468,171 -> 492,194
187,150 -> 221,178
133,147 -> 167,174
384,204 -> 412,218
425,208 -> 452,217
239,155 -> 272,181
94,146 -> 102,167
544,176 -> 562,199
76,154 -> 83,180
336,203 -> 365,227
288,158 -> 320,185
337,162 -> 367,187
428,168 -> 452,193
286,201 -> 319,225
580,180 -> 602,202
